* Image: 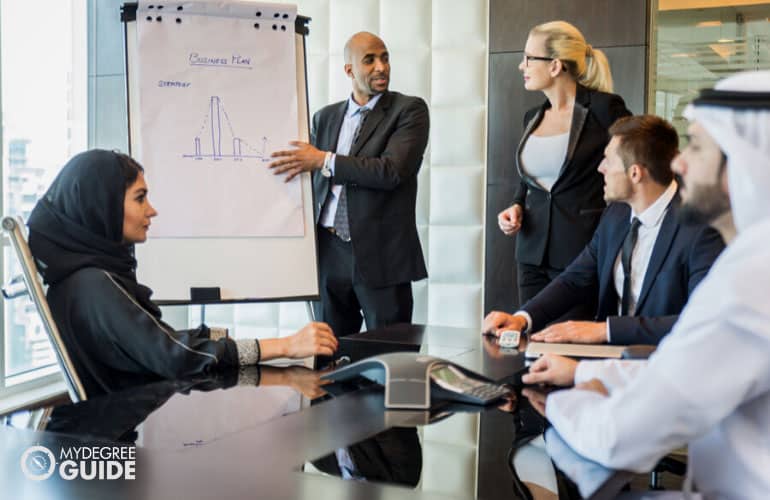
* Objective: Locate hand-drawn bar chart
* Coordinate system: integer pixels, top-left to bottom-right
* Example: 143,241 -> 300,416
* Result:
183,96 -> 270,162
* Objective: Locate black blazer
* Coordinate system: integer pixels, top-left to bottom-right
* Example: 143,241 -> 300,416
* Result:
311,91 -> 429,288
514,85 -> 631,269
521,195 -> 726,345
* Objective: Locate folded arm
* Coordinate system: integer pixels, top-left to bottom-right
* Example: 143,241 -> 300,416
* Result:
546,314 -> 770,471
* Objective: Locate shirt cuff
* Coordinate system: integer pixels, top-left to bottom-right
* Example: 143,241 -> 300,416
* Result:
513,310 -> 533,332
237,366 -> 262,386
209,326 -> 229,341
329,153 -> 337,176
606,317 -> 611,342
236,339 -> 261,365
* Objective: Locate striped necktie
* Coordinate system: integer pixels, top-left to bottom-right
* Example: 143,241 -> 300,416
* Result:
332,108 -> 370,241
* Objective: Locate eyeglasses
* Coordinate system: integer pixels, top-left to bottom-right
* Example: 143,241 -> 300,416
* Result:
523,54 -> 554,67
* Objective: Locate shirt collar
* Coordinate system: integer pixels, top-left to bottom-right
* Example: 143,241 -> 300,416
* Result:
346,93 -> 382,117
632,180 -> 678,228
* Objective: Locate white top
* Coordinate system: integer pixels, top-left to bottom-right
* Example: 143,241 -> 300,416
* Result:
319,93 -> 382,228
611,181 -> 678,318
520,132 -> 569,192
545,218 -> 770,499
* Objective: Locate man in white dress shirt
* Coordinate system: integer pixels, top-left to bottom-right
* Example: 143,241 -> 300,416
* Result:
521,71 -> 770,499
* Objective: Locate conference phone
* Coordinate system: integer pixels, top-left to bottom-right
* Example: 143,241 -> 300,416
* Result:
321,352 -> 511,409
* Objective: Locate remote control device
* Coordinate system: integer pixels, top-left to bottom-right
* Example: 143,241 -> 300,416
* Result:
498,330 -> 521,348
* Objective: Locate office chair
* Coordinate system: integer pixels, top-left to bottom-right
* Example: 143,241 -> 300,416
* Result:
649,450 -> 687,490
2,216 -> 87,402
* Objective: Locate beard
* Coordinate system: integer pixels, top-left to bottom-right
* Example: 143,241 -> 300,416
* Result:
679,182 -> 731,225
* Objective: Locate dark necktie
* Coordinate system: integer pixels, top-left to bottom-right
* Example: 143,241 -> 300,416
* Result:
620,217 -> 642,315
332,108 -> 370,241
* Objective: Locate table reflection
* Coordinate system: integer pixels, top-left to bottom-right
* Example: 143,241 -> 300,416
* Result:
28,365 -> 324,447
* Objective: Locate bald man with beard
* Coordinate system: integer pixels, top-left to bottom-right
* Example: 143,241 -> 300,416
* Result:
270,32 -> 429,338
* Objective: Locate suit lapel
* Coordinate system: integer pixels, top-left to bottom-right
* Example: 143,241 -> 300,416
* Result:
598,204 -> 631,316
516,107 -> 545,185
348,92 -> 390,157
553,87 -> 590,188
313,101 -> 347,216
635,195 -> 681,313
327,101 -> 348,152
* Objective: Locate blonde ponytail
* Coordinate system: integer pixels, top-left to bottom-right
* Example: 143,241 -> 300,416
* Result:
583,46 -> 613,93
530,21 -> 614,93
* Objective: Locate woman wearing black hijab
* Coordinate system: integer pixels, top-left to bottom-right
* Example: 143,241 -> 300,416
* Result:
28,149 -> 338,396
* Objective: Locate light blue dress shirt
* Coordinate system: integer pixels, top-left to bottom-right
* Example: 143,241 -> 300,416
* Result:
319,93 -> 382,228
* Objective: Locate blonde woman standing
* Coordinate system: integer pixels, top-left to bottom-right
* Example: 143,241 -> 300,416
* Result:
498,21 -> 631,316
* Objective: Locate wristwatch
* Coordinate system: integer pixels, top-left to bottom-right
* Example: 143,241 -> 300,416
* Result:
321,152 -> 332,178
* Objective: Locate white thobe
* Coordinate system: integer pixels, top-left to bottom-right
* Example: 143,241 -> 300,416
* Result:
545,218 -> 770,500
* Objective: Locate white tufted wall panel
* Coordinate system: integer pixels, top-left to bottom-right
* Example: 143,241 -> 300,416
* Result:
421,412 -> 480,495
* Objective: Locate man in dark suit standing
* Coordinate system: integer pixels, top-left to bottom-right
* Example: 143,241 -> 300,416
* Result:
269,32 -> 429,337
483,115 -> 725,345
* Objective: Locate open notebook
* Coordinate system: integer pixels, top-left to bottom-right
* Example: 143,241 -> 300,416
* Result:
525,342 -> 626,359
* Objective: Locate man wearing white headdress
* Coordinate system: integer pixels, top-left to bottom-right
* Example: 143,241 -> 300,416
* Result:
520,70 -> 770,499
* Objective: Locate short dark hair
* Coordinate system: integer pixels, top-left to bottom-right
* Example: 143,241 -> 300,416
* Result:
608,115 -> 678,186
115,152 -> 145,189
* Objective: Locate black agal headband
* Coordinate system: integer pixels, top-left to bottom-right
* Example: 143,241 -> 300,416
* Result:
693,89 -> 770,110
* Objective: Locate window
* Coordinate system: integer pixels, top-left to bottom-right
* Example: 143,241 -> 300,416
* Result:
652,1 -> 770,135
1,0 -> 87,396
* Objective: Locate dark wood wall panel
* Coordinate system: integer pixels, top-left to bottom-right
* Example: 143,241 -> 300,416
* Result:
487,53 -> 543,185
604,46 -> 647,115
485,183 -> 519,313
484,0 -> 650,315
490,0 -> 648,53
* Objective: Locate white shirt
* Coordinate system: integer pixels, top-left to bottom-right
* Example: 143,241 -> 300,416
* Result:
545,218 -> 770,499
319,93 -> 382,228
520,132 -> 569,192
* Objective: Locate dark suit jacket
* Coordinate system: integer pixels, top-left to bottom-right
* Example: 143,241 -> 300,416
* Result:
311,91 -> 429,288
514,86 -> 631,269
521,194 -> 726,345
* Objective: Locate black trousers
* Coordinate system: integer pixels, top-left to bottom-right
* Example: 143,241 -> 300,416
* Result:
517,262 -> 595,324
313,227 -> 413,338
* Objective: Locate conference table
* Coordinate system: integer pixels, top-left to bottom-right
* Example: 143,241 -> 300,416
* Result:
0,324 -> 629,499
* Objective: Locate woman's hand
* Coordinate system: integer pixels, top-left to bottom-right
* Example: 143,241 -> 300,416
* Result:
284,322 -> 338,358
258,365 -> 330,399
282,366 -> 330,399
498,204 -> 523,236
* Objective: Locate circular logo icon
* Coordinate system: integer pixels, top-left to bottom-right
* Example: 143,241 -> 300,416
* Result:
20,445 -> 56,481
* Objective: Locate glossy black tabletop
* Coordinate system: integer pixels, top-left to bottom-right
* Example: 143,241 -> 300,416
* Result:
0,324 -> 620,499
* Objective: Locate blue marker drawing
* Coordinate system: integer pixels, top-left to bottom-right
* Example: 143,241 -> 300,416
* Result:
183,96 -> 270,162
